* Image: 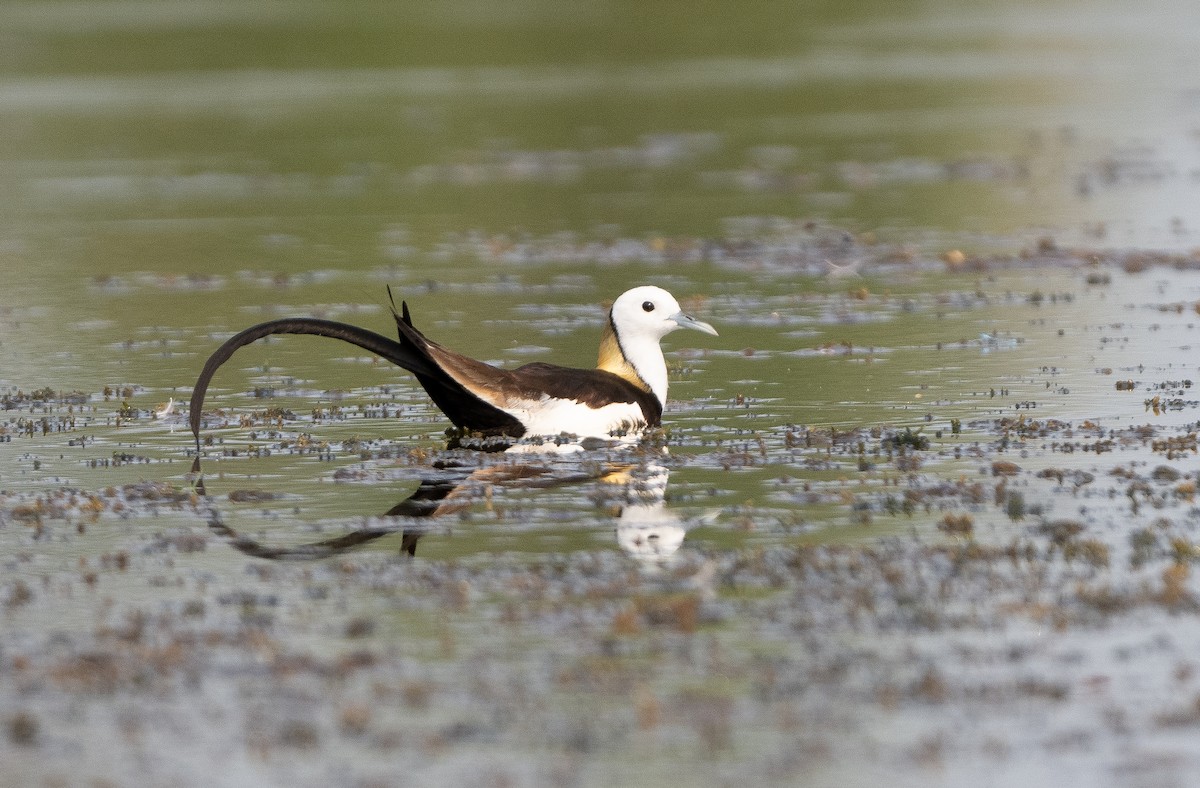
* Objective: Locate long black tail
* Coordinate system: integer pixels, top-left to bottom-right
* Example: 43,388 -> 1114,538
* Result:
189,318 -> 436,451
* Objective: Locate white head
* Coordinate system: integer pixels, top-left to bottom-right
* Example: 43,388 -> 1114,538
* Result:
604,286 -> 718,404
610,286 -> 717,341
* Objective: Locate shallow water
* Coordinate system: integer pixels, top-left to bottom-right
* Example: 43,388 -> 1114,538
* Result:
5,1 -> 1200,786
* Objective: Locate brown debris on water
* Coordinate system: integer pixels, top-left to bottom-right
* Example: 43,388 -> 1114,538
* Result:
937,513 -> 974,538
1159,563 -> 1194,609
7,711 -> 39,747
1034,520 -> 1085,545
991,460 -> 1020,477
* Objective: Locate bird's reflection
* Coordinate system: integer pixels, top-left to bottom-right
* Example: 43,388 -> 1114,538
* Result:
597,461 -> 688,565
194,449 -> 690,565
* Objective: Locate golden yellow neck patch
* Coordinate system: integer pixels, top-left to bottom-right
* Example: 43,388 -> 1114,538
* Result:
596,319 -> 651,392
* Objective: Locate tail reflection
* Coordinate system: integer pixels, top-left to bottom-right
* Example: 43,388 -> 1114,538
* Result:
195,452 -> 689,564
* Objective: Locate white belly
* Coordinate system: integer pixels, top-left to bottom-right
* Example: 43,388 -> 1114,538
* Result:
504,396 -> 647,440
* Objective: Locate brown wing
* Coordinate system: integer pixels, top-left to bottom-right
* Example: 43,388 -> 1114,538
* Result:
404,330 -> 663,429
508,363 -> 663,427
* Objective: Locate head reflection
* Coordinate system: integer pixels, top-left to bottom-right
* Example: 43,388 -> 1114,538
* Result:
599,461 -> 687,567
196,449 -> 688,563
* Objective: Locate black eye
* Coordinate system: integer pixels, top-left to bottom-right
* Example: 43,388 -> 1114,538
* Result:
642,301 -> 655,312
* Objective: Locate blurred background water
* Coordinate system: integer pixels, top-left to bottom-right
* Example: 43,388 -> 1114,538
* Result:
5,0 -> 1200,301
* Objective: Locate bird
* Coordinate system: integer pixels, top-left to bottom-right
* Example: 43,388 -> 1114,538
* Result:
189,286 -> 717,449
